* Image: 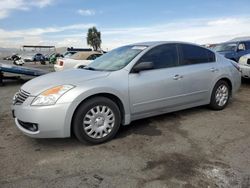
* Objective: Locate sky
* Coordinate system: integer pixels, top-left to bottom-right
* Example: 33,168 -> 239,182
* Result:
0,0 -> 250,50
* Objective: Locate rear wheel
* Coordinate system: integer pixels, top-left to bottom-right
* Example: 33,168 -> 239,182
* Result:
73,97 -> 121,144
209,80 -> 230,110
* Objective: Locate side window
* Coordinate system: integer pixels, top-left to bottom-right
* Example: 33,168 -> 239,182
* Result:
179,44 -> 215,65
138,44 -> 178,69
238,43 -> 246,51
243,42 -> 250,50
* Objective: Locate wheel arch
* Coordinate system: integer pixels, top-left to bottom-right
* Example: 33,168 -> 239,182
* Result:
69,92 -> 127,137
211,77 -> 233,98
219,78 -> 232,94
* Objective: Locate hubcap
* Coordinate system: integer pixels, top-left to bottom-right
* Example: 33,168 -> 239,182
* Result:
215,84 -> 229,107
83,105 -> 115,139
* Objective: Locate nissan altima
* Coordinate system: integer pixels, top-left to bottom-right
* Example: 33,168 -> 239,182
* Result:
11,42 -> 241,144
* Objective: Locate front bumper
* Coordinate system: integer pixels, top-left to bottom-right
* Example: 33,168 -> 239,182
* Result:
12,97 -> 71,138
239,64 -> 250,78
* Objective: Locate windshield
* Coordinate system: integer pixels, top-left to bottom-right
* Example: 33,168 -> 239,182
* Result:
214,43 -> 237,52
85,45 -> 147,71
64,51 -> 76,58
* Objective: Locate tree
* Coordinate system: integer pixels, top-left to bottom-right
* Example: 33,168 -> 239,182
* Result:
87,27 -> 101,51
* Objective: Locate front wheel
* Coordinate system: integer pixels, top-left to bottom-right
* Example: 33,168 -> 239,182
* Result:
73,97 -> 121,144
209,80 -> 230,110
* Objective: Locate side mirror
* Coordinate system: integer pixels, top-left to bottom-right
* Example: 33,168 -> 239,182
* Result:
132,62 -> 154,73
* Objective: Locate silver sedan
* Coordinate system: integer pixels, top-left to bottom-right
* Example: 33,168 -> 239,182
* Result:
12,41 -> 241,144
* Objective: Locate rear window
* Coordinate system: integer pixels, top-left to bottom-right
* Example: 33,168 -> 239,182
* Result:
179,44 -> 215,65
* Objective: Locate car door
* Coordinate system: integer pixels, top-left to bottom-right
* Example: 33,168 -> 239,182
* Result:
129,44 -> 185,115
176,43 -> 219,104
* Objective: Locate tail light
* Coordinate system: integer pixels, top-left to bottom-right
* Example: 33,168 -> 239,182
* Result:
59,61 -> 64,66
230,61 -> 241,72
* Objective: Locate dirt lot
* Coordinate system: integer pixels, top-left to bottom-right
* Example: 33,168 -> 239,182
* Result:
1,61 -> 250,187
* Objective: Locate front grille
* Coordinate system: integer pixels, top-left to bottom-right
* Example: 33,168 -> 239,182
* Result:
14,89 -> 30,105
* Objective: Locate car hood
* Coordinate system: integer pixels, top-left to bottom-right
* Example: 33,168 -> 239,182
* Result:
21,69 -> 110,96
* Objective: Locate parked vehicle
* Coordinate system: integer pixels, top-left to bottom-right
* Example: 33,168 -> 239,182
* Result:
214,40 -> 250,62
54,51 -> 102,71
239,54 -> 250,79
33,53 -> 43,61
63,51 -> 77,58
13,55 -> 24,65
44,52 -> 55,61
48,49 -> 90,64
12,42 -> 241,144
49,53 -> 63,64
21,54 -> 34,62
3,55 -> 12,60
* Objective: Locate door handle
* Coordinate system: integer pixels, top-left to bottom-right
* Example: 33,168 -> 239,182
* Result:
173,74 -> 183,80
210,67 -> 219,72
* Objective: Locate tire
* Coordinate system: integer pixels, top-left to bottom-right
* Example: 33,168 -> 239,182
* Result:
73,97 -> 121,144
209,80 -> 230,110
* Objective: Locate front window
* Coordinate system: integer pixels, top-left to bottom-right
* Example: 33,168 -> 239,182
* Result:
137,44 -> 178,69
214,43 -> 237,52
84,45 -> 147,71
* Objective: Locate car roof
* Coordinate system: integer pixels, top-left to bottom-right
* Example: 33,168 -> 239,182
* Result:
131,41 -> 201,47
70,51 -> 102,60
220,40 -> 250,44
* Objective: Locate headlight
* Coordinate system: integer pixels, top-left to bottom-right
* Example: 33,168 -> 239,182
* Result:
239,56 -> 247,64
31,85 -> 74,106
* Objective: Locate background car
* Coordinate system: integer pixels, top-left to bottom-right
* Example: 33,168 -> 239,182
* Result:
3,55 -> 12,60
12,42 -> 241,144
54,51 -> 102,71
214,40 -> 250,62
49,53 -> 63,64
33,53 -> 45,61
239,54 -> 250,79
63,51 -> 77,58
21,53 -> 34,62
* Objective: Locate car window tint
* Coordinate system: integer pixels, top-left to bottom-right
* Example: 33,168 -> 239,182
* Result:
179,44 -> 215,65
138,44 -> 178,69
244,42 -> 250,50
87,54 -> 102,60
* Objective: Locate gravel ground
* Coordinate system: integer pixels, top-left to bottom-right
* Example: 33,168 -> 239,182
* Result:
1,61 -> 250,187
